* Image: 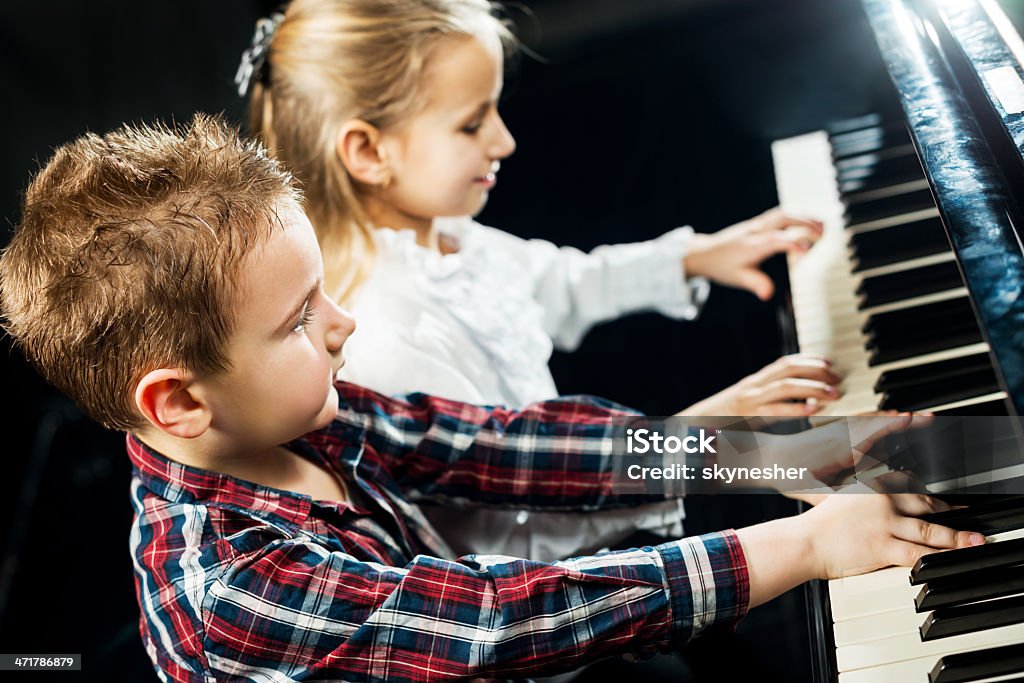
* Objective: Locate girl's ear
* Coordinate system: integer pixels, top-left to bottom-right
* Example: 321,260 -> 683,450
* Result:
134,368 -> 212,439
336,120 -> 391,186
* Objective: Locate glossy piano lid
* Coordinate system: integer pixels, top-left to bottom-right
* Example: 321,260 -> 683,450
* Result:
935,0 -> 1024,158
861,0 -> 1024,416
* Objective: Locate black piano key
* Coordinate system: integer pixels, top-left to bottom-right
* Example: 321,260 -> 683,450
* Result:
915,562 -> 1024,611
857,260 -> 964,309
837,145 -> 920,174
923,496 -> 1024,532
830,123 -> 912,158
875,353 -> 992,393
910,537 -> 1024,584
864,309 -> 974,348
863,296 -> 973,337
879,367 -> 999,411
868,319 -> 983,366
869,330 -> 983,365
934,398 -> 1010,416
835,146 -> 917,175
838,152 -> 925,195
844,187 -> 936,225
919,594 -> 1024,641
827,113 -> 885,135
850,216 -> 950,271
930,642 -> 1024,682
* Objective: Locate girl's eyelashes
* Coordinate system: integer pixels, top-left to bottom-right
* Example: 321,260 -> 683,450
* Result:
292,302 -> 318,333
461,121 -> 483,135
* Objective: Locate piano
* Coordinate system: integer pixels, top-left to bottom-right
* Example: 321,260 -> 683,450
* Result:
770,0 -> 1024,679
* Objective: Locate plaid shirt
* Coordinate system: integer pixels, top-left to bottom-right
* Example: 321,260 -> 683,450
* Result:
129,383 -> 749,682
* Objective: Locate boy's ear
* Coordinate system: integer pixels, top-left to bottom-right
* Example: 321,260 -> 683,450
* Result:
335,119 -> 391,186
135,368 -> 211,439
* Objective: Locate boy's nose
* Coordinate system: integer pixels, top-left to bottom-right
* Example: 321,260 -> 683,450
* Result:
325,304 -> 356,352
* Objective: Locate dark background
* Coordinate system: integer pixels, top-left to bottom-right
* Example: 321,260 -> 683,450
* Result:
0,0 -> 907,679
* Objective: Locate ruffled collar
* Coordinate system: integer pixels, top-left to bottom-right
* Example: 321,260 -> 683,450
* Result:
370,218 -> 471,277
368,219 -> 555,406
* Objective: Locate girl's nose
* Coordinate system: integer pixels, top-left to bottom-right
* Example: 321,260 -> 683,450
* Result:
490,114 -> 516,159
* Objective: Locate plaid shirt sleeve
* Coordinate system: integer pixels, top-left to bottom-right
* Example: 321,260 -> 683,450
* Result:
330,382 -> 670,510
201,529 -> 749,681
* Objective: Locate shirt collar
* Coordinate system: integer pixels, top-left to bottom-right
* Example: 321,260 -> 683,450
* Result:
126,433 -> 312,534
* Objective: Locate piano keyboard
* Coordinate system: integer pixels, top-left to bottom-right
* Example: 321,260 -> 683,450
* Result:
771,124 -> 1010,419
828,499 -> 1024,682
773,117 -> 1024,681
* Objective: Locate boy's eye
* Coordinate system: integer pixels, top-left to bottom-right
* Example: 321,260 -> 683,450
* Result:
461,121 -> 482,135
292,302 -> 317,333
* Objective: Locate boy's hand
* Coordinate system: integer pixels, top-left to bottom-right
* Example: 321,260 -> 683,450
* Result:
681,353 -> 841,416
806,491 -> 984,580
737,491 -> 984,607
684,208 -> 824,300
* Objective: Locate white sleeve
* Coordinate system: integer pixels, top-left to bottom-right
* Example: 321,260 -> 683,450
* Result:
494,225 -> 711,351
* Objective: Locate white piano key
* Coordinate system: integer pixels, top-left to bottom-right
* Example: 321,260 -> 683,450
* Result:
929,457 -> 1024,494
856,250 -> 956,279
840,654 -> 1024,683
848,206 -> 941,233
828,528 -> 1024,623
837,620 -> 1024,671
862,288 -> 968,316
844,177 -> 932,203
834,602 -> 932,645
833,528 -> 1024,675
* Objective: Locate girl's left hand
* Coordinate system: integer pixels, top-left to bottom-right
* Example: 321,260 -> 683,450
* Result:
683,208 -> 824,300
681,353 -> 841,417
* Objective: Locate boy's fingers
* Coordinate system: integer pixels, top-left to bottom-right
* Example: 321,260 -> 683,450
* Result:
892,516 -> 984,550
884,538 -> 941,568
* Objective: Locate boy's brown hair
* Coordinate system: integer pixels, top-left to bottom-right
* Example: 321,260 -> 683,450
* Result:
0,114 -> 300,430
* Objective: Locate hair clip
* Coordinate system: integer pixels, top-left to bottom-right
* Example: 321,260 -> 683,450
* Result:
235,12 -> 285,98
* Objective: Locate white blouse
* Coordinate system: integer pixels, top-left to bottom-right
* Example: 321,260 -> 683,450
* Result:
339,217 -> 710,561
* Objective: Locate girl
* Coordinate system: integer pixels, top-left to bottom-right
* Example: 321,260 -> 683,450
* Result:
240,0 -> 840,561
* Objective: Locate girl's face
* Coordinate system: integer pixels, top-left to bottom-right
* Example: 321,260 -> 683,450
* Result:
374,33 -> 516,232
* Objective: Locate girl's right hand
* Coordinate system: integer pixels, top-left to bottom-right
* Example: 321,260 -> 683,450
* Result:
681,353 -> 841,416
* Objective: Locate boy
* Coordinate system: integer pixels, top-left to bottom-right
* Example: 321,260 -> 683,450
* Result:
0,116 -> 979,682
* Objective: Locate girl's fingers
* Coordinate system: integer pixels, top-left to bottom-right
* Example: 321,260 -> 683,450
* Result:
755,209 -> 825,235
758,356 -> 841,385
759,378 -> 839,404
887,493 -> 951,516
755,227 -> 822,258
849,414 -> 914,453
758,402 -> 820,417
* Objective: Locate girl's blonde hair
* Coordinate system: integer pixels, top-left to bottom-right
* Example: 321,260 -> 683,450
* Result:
249,0 -> 516,302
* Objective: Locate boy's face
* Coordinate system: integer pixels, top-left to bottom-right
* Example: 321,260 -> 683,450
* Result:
202,204 -> 356,450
